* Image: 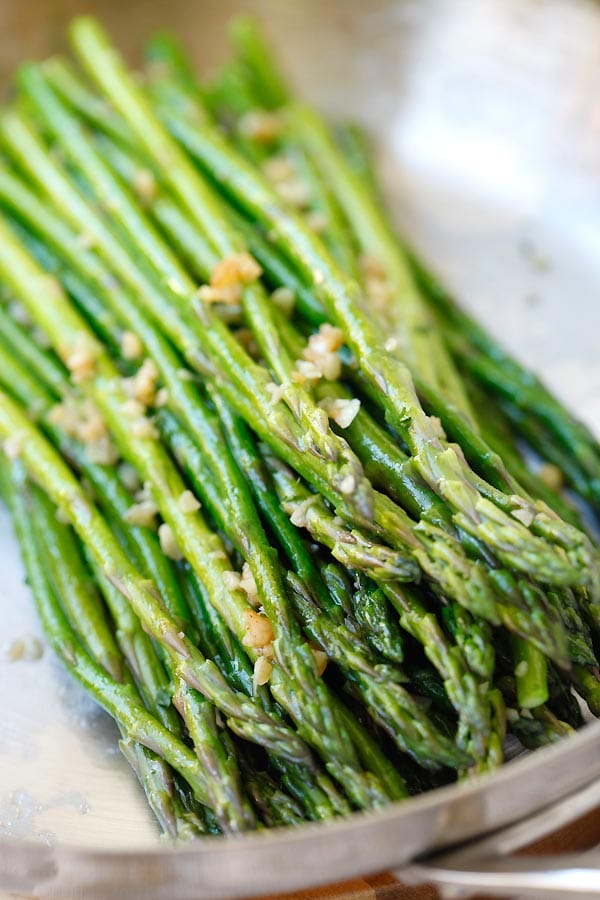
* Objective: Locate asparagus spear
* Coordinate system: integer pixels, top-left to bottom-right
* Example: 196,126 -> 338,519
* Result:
0,456 -> 215,826
284,103 -> 474,417
96,23 -> 599,589
457,374 -> 583,527
227,15 -> 290,110
84,124 -> 518,630
0,301 -> 67,398
265,451 -> 429,583
0,189 -> 405,812
159,409 -> 466,770
416,260 -> 600,509
111,140 -> 567,666
137,26 -> 598,581
0,324 -> 348,822
511,636 -> 549,710
19,60 -> 376,527
26,479 -> 204,835
382,582 -> 502,769
30,487 -> 123,682
347,576 -> 405,667
0,379 -> 310,773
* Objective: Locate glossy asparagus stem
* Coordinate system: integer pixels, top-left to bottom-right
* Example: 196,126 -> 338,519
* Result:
0,456 -> 214,824
0,343 -> 309,778
0,175 -> 401,811
160,410 -> 466,771
0,325 -> 347,823
84,37 -> 598,588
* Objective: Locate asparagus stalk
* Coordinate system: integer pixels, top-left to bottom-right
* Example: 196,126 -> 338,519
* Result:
0,301 -> 67,398
382,581 -> 502,769
25,479 -> 202,835
265,451 -> 428,583
285,103 -> 474,417
0,184 -> 403,811
0,456 -> 214,823
0,323 -> 345,823
20,59 -> 375,527
459,374 -> 583,527
98,23 -> 600,589
0,378 -> 310,774
29,486 -> 123,682
416,261 -> 600,509
511,636 -> 549,710
87,123 -> 513,628
348,576 -> 405,667
227,15 -> 290,110
160,409 -> 466,770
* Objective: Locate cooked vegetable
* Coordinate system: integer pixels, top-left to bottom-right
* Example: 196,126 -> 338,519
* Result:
0,14 -> 598,834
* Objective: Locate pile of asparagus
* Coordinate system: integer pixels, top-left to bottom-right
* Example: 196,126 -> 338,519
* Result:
1,15 -> 600,837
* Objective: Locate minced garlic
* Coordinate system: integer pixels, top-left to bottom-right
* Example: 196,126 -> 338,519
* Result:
265,382 -> 284,405
360,253 -> 394,316
118,463 -> 142,494
253,655 -> 273,688
154,387 -> 169,408
292,323 -> 345,383
223,570 -> 242,591
158,523 -> 184,561
239,562 -> 259,607
242,609 -> 274,649
319,396 -> 361,429
65,333 -> 96,383
178,490 -> 201,514
121,330 -> 143,361
123,358 -> 160,407
512,507 -> 535,527
132,168 -> 156,205
3,432 -> 25,460
48,397 -> 118,465
199,252 -> 263,305
538,463 -> 563,492
131,418 -> 159,440
123,499 -> 159,528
